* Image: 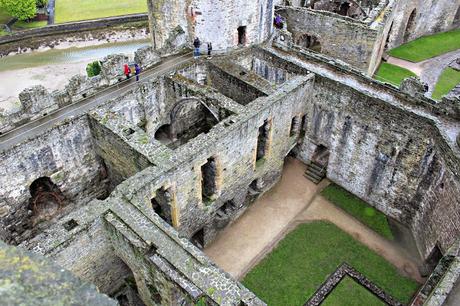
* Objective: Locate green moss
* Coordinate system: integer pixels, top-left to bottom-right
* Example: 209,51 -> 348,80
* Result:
321,184 -> 394,240
388,29 -> 460,62
431,67 -> 460,101
242,222 -> 418,306
256,158 -> 266,168
374,62 -> 417,86
12,20 -> 47,29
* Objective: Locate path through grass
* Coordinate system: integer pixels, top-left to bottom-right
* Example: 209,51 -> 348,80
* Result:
55,0 -> 147,23
321,184 -> 394,240
374,62 -> 416,87
389,29 -> 460,62
242,222 -> 418,306
432,67 -> 460,100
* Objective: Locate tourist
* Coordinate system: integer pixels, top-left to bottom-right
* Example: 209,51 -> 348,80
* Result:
193,37 -> 201,58
124,64 -> 131,80
207,42 -> 213,59
135,64 -> 141,82
274,14 -> 283,29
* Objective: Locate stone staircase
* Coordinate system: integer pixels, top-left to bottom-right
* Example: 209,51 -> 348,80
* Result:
304,160 -> 327,184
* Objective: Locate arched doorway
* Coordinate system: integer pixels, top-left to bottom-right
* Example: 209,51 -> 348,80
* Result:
404,9 -> 417,42
454,6 -> 460,27
29,177 -> 65,225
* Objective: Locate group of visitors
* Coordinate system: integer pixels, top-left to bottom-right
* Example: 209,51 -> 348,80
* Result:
123,63 -> 142,81
193,37 -> 213,59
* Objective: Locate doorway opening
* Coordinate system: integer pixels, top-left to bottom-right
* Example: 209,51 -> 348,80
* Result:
256,119 -> 272,163
238,26 -> 247,46
151,187 -> 173,226
29,177 -> 65,225
201,157 -> 218,204
404,9 -> 417,42
191,228 -> 205,249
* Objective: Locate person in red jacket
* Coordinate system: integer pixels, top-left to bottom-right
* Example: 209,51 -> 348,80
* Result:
124,64 -> 131,80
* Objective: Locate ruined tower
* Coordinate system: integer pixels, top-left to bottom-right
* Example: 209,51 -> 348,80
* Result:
147,0 -> 274,51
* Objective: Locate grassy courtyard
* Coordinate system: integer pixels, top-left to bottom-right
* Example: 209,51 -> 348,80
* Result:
389,29 -> 460,62
55,0 -> 148,23
322,276 -> 386,306
374,62 -> 416,86
242,222 -> 418,306
321,184 -> 394,240
432,67 -> 460,100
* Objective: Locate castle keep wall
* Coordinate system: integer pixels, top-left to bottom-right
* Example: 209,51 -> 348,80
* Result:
147,0 -> 274,51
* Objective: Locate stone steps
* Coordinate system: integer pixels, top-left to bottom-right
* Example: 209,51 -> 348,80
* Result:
304,160 -> 327,184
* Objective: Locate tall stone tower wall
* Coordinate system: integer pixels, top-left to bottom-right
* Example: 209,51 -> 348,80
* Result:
147,0 -> 274,52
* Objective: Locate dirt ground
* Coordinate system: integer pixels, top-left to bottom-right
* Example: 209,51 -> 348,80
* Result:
204,157 -> 423,283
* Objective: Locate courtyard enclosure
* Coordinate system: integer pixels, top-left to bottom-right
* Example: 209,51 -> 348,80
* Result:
1,0 -> 460,304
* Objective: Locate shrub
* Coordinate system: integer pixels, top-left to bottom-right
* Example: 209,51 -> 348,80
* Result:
86,61 -> 101,77
36,0 -> 48,8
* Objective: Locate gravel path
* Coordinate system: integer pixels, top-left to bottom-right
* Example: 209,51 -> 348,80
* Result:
388,49 -> 460,96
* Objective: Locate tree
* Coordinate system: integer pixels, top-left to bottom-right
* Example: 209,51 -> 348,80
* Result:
0,0 -> 37,21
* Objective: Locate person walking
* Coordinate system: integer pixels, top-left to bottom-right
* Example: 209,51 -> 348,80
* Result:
207,42 -> 212,59
193,37 -> 201,58
135,64 -> 141,82
124,64 -> 131,80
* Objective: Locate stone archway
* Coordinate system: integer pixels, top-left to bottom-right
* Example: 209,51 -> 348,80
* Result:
404,9 -> 417,42
29,177 -> 65,225
295,33 -> 321,52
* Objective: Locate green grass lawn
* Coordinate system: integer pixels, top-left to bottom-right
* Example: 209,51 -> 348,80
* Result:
374,62 -> 417,87
242,222 -> 418,306
432,67 -> 460,101
389,29 -> 460,62
55,0 -> 148,23
322,276 -> 386,306
321,184 -> 394,240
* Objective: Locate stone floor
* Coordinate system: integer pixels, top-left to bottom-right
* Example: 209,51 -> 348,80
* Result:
204,157 -> 423,283
387,49 -> 460,96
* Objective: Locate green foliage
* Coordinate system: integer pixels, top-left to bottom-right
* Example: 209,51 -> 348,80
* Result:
86,61 -> 102,77
13,19 -> 46,29
432,67 -> 460,101
36,0 -> 47,8
389,29 -> 460,62
321,184 -> 394,240
322,276 -> 386,306
242,222 -> 419,306
0,0 -> 36,21
374,62 -> 416,87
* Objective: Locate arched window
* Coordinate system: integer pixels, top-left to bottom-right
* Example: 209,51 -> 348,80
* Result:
404,9 -> 417,42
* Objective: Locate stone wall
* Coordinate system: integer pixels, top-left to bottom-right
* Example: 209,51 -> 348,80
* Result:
277,6 -> 387,74
265,45 -> 460,261
0,116 -> 109,245
147,0 -> 274,51
387,0 -> 460,49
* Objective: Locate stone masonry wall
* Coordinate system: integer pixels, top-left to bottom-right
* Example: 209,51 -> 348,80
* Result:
147,0 -> 273,51
0,116 -> 108,245
278,6 -> 381,74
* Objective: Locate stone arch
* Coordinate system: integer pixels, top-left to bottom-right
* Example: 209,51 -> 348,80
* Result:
29,177 -> 65,225
454,6 -> 460,27
295,33 -> 321,52
404,9 -> 417,42
154,124 -> 171,142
